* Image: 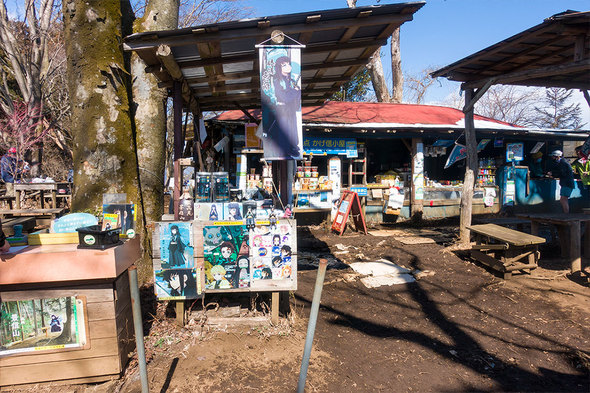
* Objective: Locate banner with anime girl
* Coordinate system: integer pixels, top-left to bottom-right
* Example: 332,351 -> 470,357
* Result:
259,46 -> 303,160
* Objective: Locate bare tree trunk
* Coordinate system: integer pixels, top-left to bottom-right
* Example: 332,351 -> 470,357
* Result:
367,52 -> 391,103
346,0 -> 390,102
63,0 -> 140,212
390,28 -> 403,103
460,89 -> 478,244
131,0 -> 179,283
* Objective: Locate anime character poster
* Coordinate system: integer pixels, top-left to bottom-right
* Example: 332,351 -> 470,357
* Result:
159,222 -> 194,269
154,269 -> 198,299
259,46 -> 303,160
203,225 -> 250,290
224,202 -> 243,221
195,202 -> 224,221
251,221 -> 293,281
103,203 -> 136,237
0,296 -> 87,356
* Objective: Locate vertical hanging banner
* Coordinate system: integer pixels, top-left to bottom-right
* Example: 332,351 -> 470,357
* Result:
259,45 -> 303,160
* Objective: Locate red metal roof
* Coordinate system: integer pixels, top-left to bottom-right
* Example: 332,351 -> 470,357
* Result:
213,101 -> 518,128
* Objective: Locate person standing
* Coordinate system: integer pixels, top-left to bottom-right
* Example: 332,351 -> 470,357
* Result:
546,150 -> 575,213
572,146 -> 590,188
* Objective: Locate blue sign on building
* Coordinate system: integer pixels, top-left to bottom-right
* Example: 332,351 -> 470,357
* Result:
303,137 -> 357,158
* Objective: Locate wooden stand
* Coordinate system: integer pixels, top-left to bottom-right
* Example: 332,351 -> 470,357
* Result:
0,238 -> 141,387
468,224 -> 545,279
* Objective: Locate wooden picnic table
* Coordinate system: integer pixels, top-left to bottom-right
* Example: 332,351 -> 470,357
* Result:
516,213 -> 590,273
0,208 -> 64,220
467,223 -> 546,279
14,182 -> 57,209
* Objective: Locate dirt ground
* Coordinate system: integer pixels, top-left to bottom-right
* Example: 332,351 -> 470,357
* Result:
4,222 -> 590,393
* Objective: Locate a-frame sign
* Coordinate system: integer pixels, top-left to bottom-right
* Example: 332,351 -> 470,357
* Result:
331,190 -> 367,235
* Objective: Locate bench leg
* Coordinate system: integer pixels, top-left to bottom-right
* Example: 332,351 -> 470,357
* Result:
569,222 -> 581,273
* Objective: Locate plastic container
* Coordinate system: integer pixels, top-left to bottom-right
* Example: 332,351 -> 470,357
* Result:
77,225 -> 121,250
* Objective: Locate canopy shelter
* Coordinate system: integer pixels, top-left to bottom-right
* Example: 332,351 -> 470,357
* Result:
123,2 -> 424,113
124,2 -> 424,217
432,9 -> 590,251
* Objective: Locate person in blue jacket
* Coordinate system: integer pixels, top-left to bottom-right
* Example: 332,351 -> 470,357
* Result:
546,150 -> 575,213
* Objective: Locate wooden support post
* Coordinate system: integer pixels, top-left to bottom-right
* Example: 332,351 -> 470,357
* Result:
271,292 -> 279,325
175,301 -> 185,326
530,221 -> 539,236
410,138 -> 424,217
569,222 -> 581,273
459,88 -> 478,243
173,81 -> 183,221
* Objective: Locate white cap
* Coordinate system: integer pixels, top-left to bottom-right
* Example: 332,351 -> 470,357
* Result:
549,150 -> 563,157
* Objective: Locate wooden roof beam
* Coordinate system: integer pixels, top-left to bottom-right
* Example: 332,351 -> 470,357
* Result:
156,45 -> 201,115
461,58 -> 590,89
125,13 -> 413,50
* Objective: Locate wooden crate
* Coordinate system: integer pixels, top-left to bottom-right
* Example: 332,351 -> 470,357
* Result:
0,271 -> 135,387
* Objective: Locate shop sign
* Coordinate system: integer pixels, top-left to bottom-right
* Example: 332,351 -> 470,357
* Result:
444,139 -> 491,169
506,143 -> 524,162
303,137 -> 358,157
350,186 -> 367,196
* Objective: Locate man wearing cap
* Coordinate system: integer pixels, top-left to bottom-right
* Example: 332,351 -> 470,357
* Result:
572,145 -> 590,188
546,150 -> 574,213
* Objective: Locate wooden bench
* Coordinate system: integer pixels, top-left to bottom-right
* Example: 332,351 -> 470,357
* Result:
0,208 -> 65,220
467,224 -> 546,279
1,217 -> 36,236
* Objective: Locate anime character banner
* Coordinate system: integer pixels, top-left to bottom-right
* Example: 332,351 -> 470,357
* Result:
154,269 -> 198,300
159,222 -> 194,269
250,221 -> 294,281
1,296 -> 88,356
203,224 -> 250,290
259,46 -> 303,160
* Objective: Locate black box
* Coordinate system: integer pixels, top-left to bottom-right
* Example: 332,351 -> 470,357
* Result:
77,225 -> 122,250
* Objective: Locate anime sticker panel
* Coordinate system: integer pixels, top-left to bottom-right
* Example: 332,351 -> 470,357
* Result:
154,269 -> 198,300
250,221 -> 294,283
203,224 -> 250,290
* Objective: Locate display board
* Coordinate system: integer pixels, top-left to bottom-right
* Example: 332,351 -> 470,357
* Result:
331,191 -> 367,235
152,219 -> 297,297
0,295 -> 88,356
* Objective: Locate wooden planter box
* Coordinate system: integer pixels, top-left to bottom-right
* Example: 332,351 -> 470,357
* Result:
0,238 -> 141,387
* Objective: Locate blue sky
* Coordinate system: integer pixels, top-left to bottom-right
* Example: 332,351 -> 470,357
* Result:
253,0 -> 590,124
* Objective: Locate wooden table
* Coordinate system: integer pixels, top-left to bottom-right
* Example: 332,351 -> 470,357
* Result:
14,183 -> 57,209
0,207 -> 64,220
468,224 -> 546,279
516,213 -> 590,273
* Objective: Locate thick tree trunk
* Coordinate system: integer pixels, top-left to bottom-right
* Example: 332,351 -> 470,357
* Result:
131,0 -> 179,283
460,89 -> 478,244
390,27 -> 403,103
367,50 -> 391,103
63,1 -> 140,213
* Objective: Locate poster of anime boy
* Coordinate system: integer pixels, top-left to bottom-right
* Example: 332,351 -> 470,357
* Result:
250,220 -> 294,281
154,269 -> 198,300
203,225 -> 250,290
259,46 -> 303,160
159,222 -> 194,269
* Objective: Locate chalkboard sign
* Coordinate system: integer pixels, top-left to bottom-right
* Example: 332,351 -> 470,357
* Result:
51,213 -> 98,233
331,191 -> 367,235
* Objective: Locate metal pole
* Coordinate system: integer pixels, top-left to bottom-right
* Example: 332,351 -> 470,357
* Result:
297,259 -> 328,393
128,266 -> 149,393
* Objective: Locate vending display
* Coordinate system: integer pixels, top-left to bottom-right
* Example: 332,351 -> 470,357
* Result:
196,172 -> 211,202
212,172 -> 230,202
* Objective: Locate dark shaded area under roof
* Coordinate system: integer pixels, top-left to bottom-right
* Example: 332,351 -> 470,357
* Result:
432,10 -> 590,90
124,2 -> 424,111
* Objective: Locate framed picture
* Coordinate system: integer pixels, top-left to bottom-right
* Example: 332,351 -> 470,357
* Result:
103,203 -> 136,237
250,221 -> 294,281
0,296 -> 88,356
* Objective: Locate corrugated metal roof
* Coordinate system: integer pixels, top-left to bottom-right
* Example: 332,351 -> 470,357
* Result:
432,10 -> 590,90
124,2 -> 424,111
